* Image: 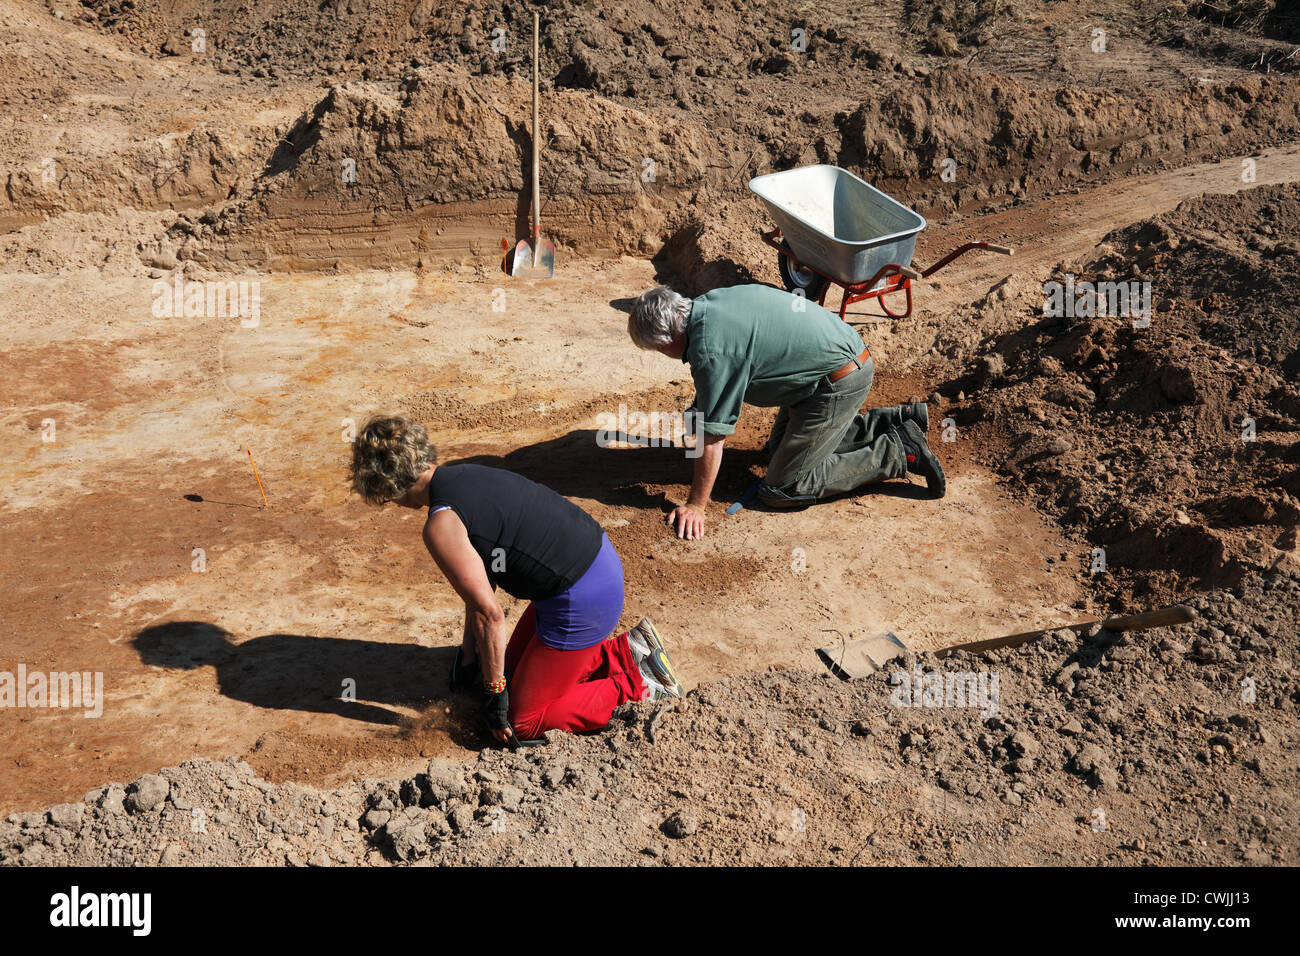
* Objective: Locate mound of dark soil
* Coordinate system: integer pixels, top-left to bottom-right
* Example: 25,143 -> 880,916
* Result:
955,182 -> 1300,599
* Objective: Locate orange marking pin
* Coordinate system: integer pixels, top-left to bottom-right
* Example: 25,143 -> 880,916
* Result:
245,443 -> 269,508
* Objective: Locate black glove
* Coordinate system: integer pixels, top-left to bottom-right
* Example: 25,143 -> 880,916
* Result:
482,686 -> 510,732
448,649 -> 479,692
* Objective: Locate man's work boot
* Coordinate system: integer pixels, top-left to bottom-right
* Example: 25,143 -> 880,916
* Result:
898,420 -> 946,498
900,401 -> 929,432
756,482 -> 817,510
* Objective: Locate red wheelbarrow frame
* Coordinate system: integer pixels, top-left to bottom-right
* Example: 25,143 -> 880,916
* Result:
760,228 -> 1013,320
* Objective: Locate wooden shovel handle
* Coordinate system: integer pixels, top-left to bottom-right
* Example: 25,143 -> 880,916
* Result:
531,11 -> 540,235
937,604 -> 1196,658
1099,604 -> 1196,632
983,243 -> 1013,255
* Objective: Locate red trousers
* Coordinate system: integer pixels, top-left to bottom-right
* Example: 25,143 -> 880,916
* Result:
505,603 -> 646,739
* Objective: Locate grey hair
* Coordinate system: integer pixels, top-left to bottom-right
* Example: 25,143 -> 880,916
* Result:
628,286 -> 691,350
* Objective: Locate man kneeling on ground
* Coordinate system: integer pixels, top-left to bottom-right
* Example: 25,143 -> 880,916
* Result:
349,416 -> 682,745
626,284 -> 945,540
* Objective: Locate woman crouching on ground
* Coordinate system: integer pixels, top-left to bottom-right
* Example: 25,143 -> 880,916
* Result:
349,415 -> 682,745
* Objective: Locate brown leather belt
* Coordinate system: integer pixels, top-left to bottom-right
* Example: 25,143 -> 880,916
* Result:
827,348 -> 870,383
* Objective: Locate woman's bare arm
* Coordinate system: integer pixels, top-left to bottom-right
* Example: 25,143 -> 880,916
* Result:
422,510 -> 511,740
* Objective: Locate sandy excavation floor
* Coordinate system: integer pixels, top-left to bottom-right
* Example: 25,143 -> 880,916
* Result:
5,133 -> 1298,811
0,255 -> 1083,812
1,0 -> 1298,866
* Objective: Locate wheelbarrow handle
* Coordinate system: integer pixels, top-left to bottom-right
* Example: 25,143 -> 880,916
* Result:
897,265 -> 922,281
919,241 -> 1014,278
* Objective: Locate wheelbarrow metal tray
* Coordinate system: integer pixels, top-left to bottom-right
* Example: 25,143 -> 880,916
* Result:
749,165 -> 926,289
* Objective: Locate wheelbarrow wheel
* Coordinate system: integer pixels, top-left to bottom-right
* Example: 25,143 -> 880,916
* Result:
777,241 -> 829,301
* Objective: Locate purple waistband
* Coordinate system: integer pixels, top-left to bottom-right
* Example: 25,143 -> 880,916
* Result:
532,534 -> 625,651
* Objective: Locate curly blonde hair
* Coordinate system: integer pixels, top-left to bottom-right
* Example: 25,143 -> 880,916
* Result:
350,415 -> 437,505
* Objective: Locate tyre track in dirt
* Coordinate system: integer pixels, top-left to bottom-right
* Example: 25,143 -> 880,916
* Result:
912,142 -> 1300,318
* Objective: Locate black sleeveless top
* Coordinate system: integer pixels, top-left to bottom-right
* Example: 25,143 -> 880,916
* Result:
427,463 -> 603,601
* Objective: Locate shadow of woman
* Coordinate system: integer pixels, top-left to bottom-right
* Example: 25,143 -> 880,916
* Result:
132,621 -> 458,727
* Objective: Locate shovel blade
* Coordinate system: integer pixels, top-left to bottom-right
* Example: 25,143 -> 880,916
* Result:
534,236 -> 555,277
817,631 -> 908,681
510,240 -> 533,277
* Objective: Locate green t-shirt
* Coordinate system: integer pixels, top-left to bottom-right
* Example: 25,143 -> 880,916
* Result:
682,284 -> 866,436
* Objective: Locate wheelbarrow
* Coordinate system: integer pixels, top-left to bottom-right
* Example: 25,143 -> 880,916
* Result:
749,164 -> 1012,320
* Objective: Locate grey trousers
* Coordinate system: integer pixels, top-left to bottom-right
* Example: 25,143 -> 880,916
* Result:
758,356 -> 907,504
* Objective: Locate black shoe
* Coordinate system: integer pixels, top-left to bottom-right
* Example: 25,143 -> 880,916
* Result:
900,401 -> 929,432
756,482 -> 817,510
898,420 -> 945,498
